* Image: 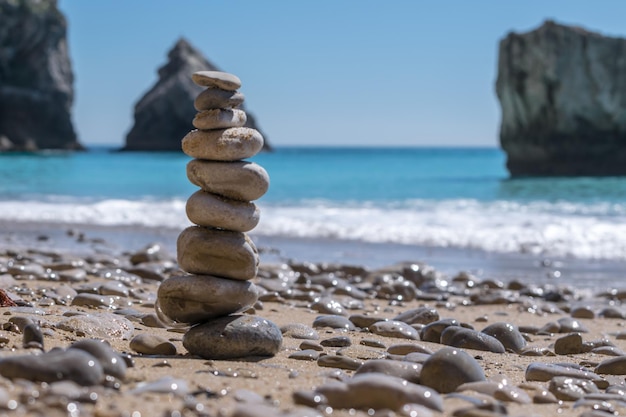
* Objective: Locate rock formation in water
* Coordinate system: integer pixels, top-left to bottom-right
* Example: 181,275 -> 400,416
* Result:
123,38 -> 270,151
0,0 -> 81,151
496,20 -> 626,176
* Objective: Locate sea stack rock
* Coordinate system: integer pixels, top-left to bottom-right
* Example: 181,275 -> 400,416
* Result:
156,71 -> 281,359
123,39 -> 270,152
496,20 -> 626,176
0,0 -> 82,152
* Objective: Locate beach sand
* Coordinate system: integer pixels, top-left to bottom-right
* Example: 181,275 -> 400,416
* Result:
0,221 -> 625,416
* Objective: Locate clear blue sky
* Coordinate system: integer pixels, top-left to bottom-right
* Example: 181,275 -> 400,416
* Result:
58,1 -> 626,148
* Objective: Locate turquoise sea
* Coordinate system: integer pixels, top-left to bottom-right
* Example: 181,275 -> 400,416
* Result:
2,146 -> 626,268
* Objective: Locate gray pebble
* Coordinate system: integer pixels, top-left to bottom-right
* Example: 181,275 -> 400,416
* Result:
70,339 -> 127,379
481,322 -> 526,352
420,347 -> 486,393
570,306 -> 595,319
317,355 -> 363,371
157,274 -> 259,324
355,358 -> 421,383
349,314 -> 387,328
194,87 -> 245,111
289,350 -> 322,361
440,327 -> 505,353
314,373 -> 443,412
58,268 -> 87,282
591,346 -> 626,356
387,343 -> 433,355
71,293 -> 119,308
404,352 -> 432,364
312,315 -> 355,330
420,318 -> 460,343
98,281 -> 129,297
0,348 -> 104,386
139,313 -> 166,328
558,317 -> 588,333
310,297 -> 347,315
192,70 -> 241,90
299,340 -> 323,351
525,363 -> 607,387
360,338 -> 386,349
320,336 -> 351,347
22,322 -> 43,349
393,307 -> 439,325
56,312 -> 134,340
183,315 -> 282,359
549,376 -> 599,401
369,320 -> 419,340
129,376 -> 189,396
595,356 -> 626,375
554,332 -> 585,355
280,323 -> 319,340
130,334 -> 177,356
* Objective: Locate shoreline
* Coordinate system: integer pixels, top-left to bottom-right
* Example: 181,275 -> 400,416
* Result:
0,220 -> 626,416
1,220 -> 625,291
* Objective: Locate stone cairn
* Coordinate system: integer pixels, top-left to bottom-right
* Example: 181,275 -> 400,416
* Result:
156,71 -> 282,360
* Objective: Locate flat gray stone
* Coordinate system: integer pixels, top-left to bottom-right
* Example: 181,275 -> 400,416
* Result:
441,327 -> 505,353
192,71 -> 242,90
369,320 -> 420,340
182,128 -> 264,161
56,313 -> 134,340
177,226 -> 258,280
595,356 -> 626,375
192,108 -> 246,130
194,88 -> 245,111
69,339 -> 127,379
420,347 -> 486,393
481,322 -> 527,352
183,315 -> 282,359
186,190 -> 260,232
0,349 -> 104,386
355,359 -> 422,384
314,373 -> 443,412
130,334 -> 177,356
187,159 -> 269,202
157,274 -> 258,324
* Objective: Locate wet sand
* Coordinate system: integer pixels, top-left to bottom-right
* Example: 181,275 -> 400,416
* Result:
0,221 -> 625,416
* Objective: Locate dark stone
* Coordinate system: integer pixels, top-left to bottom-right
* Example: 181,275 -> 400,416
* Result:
0,0 -> 82,151
122,38 -> 270,152
496,20 -> 626,176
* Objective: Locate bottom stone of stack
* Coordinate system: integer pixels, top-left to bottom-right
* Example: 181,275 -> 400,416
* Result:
183,315 -> 283,359
156,274 -> 259,324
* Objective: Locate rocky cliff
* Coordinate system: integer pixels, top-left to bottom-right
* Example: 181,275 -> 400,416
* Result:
123,38 -> 270,151
496,20 -> 626,176
0,0 -> 81,151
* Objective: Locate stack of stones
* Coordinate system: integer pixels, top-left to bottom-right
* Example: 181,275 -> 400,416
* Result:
156,71 -> 282,360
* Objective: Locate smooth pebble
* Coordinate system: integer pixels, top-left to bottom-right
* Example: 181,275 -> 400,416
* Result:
420,347 -> 486,393
314,373 -> 443,412
177,226 -> 258,280
157,274 -> 258,324
183,315 -> 282,359
130,334 -> 177,356
181,128 -> 264,161
186,159 -> 269,202
191,71 -> 242,90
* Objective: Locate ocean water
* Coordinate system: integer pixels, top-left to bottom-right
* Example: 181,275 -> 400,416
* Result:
2,146 -> 626,263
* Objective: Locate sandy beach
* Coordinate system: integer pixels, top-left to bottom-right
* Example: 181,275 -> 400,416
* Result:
0,221 -> 624,416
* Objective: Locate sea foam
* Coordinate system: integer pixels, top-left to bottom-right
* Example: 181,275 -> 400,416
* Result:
1,197 -> 626,261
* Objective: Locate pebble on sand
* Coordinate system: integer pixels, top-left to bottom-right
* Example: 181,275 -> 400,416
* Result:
419,347 -> 486,393
183,315 -> 282,360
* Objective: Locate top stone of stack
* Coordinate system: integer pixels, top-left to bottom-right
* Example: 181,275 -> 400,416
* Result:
182,71 -> 265,161
192,71 -> 242,91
